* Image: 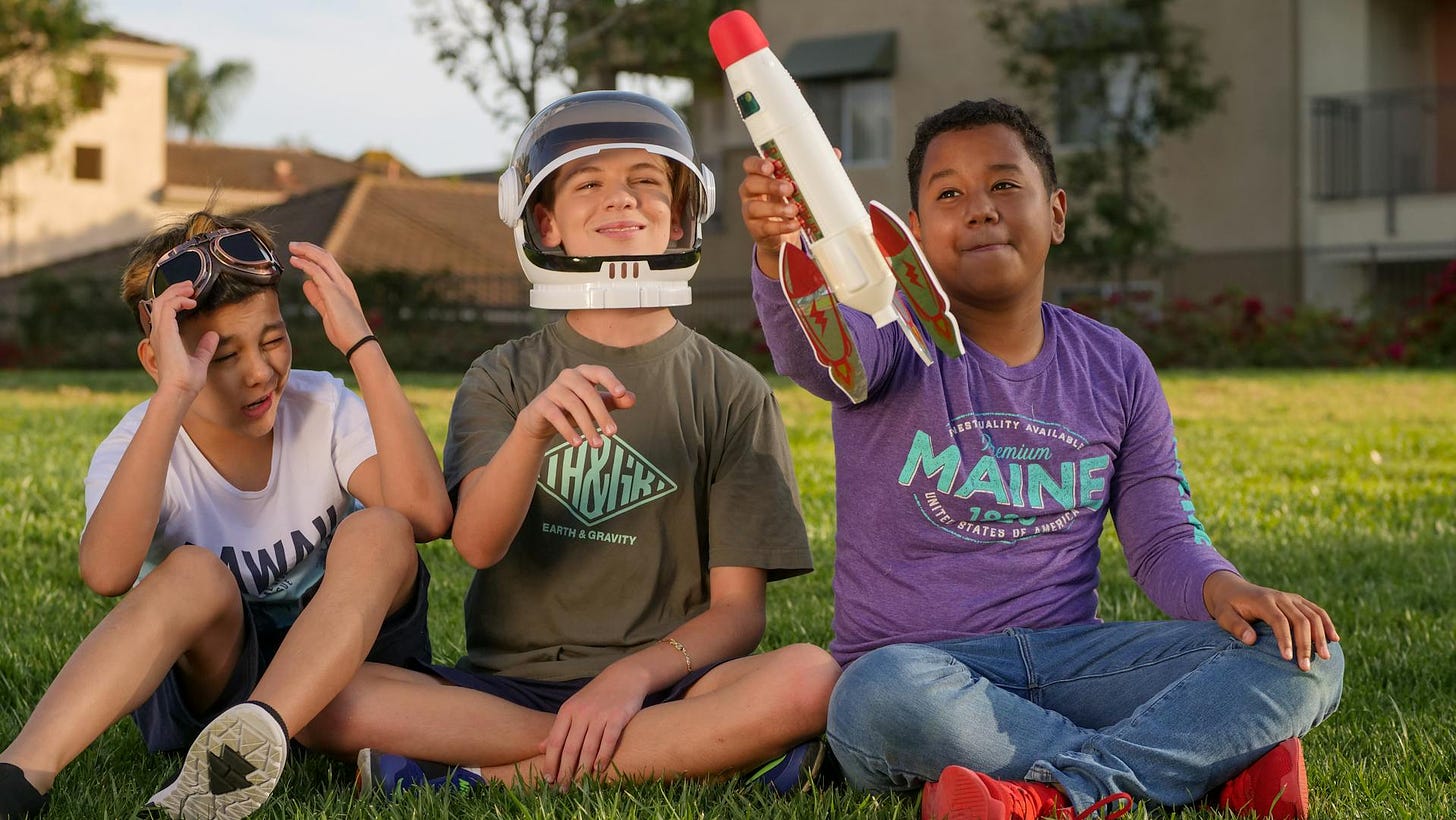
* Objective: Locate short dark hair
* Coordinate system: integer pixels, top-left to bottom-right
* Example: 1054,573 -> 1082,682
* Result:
907,99 -> 1058,210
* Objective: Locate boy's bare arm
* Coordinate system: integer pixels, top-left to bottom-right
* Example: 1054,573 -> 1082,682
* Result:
541,566 -> 768,785
80,283 -> 216,596
451,365 -> 634,568
289,242 -> 452,542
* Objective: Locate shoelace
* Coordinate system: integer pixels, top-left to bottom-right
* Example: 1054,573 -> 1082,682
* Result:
1066,792 -> 1134,820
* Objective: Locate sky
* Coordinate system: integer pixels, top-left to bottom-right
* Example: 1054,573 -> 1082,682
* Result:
95,0 -> 552,176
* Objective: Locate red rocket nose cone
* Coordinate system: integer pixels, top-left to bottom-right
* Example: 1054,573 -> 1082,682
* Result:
709,10 -> 769,69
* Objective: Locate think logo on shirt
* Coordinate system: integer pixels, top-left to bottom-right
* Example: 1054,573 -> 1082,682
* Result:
538,434 -> 677,526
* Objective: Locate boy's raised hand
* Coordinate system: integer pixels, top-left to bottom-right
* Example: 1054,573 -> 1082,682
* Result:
288,241 -> 373,357
516,365 -> 636,448
738,156 -> 803,278
145,280 -> 218,399
1203,570 -> 1340,671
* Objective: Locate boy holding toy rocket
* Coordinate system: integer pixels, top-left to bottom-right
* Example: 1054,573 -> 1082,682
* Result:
738,92 -> 1344,820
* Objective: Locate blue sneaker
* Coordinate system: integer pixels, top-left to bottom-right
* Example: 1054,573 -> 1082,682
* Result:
355,749 -> 485,797
746,738 -> 827,795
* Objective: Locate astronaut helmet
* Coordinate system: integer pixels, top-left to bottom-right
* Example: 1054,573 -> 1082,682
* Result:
497,90 -> 716,310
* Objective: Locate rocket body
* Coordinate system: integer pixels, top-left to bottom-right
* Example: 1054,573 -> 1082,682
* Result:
710,13 -> 900,328
710,10 -> 963,401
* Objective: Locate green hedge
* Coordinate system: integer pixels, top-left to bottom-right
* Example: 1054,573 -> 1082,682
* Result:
10,270 -> 537,371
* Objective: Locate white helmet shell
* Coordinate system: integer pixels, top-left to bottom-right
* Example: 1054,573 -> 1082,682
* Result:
498,91 -> 716,310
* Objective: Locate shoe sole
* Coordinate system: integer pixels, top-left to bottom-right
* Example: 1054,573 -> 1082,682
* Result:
921,765 -> 1000,820
148,703 -> 287,820
355,748 -> 379,794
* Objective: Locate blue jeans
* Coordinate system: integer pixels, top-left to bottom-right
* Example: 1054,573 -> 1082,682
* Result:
826,621 -> 1344,811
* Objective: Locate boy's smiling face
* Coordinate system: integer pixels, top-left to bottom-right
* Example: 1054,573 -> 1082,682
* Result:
533,147 -> 683,258
909,124 -> 1066,310
180,291 -> 292,440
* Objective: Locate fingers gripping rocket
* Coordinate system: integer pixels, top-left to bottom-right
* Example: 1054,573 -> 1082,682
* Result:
709,9 -> 965,403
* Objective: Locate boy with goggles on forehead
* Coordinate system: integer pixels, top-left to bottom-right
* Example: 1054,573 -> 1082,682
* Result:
0,212 -> 452,819
297,90 -> 840,797
136,228 -> 285,334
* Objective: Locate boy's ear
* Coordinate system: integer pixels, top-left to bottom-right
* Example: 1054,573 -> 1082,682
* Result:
533,203 -> 562,249
136,338 -> 161,385
1049,188 -> 1067,245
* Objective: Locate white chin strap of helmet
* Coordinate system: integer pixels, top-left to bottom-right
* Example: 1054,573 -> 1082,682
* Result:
514,223 -> 697,310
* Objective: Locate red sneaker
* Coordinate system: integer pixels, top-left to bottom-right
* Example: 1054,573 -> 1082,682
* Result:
1216,737 -> 1309,820
921,765 -> 1132,820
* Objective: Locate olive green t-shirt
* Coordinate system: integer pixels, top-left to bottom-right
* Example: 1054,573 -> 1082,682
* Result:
443,319 -> 812,681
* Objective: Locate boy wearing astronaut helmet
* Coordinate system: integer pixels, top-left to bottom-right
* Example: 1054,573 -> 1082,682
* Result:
304,91 -> 840,796
500,90 -> 715,309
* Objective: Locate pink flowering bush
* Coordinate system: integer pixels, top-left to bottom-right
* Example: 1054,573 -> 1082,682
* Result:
1069,260 -> 1456,368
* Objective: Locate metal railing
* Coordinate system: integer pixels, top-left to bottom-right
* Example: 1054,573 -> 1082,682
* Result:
1311,86 -> 1456,200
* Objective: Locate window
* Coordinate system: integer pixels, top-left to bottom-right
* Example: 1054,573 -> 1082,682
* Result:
1041,7 -> 1153,148
804,78 -> 893,167
1055,55 -> 1152,148
782,30 -> 897,167
74,73 -> 105,111
74,146 -> 103,181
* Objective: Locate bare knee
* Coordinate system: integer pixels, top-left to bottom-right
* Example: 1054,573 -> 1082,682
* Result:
766,643 -> 841,733
135,545 -> 240,621
327,508 -> 415,574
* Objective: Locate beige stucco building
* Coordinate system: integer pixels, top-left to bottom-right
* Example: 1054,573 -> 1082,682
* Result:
0,33 -> 185,278
679,0 -> 1456,332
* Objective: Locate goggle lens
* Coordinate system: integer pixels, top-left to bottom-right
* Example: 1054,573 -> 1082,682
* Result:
153,250 -> 204,292
217,231 -> 271,264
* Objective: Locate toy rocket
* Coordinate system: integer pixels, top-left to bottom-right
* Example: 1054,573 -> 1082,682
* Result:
709,9 -> 965,403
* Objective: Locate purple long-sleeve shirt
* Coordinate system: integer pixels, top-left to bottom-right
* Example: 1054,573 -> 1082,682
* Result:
751,265 -> 1237,664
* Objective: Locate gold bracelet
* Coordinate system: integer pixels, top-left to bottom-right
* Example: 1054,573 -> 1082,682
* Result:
659,636 -> 693,672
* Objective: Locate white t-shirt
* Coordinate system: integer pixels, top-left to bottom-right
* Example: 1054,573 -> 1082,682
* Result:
84,370 -> 377,628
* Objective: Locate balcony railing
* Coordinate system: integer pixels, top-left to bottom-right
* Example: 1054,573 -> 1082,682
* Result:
1311,86 -> 1456,200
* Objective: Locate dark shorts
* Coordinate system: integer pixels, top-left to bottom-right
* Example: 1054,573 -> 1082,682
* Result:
410,655 -> 721,713
132,555 -> 433,753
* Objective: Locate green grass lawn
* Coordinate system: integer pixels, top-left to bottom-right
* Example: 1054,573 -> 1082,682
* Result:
1,369 -> 1452,818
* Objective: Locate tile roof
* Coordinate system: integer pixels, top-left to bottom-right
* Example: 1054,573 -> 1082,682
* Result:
15,176 -> 525,307
166,143 -> 416,195
103,30 -> 176,48
323,176 -> 526,305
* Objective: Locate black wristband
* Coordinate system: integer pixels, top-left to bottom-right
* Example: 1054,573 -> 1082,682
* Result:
345,334 -> 378,362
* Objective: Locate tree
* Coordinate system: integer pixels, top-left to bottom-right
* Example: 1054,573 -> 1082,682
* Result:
0,0 -> 109,176
564,0 -> 741,91
167,50 -> 254,141
413,0 -> 739,130
980,0 -> 1227,290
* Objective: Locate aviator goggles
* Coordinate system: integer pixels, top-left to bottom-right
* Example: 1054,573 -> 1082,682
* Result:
138,228 -> 283,334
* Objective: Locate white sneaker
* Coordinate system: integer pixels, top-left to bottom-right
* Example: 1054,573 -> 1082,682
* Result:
144,702 -> 288,819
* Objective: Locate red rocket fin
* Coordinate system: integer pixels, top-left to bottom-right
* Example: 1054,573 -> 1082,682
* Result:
869,201 -> 966,359
779,243 -> 869,403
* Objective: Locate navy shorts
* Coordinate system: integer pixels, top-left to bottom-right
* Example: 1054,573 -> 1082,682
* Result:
131,555 -> 432,753
412,655 -> 720,713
